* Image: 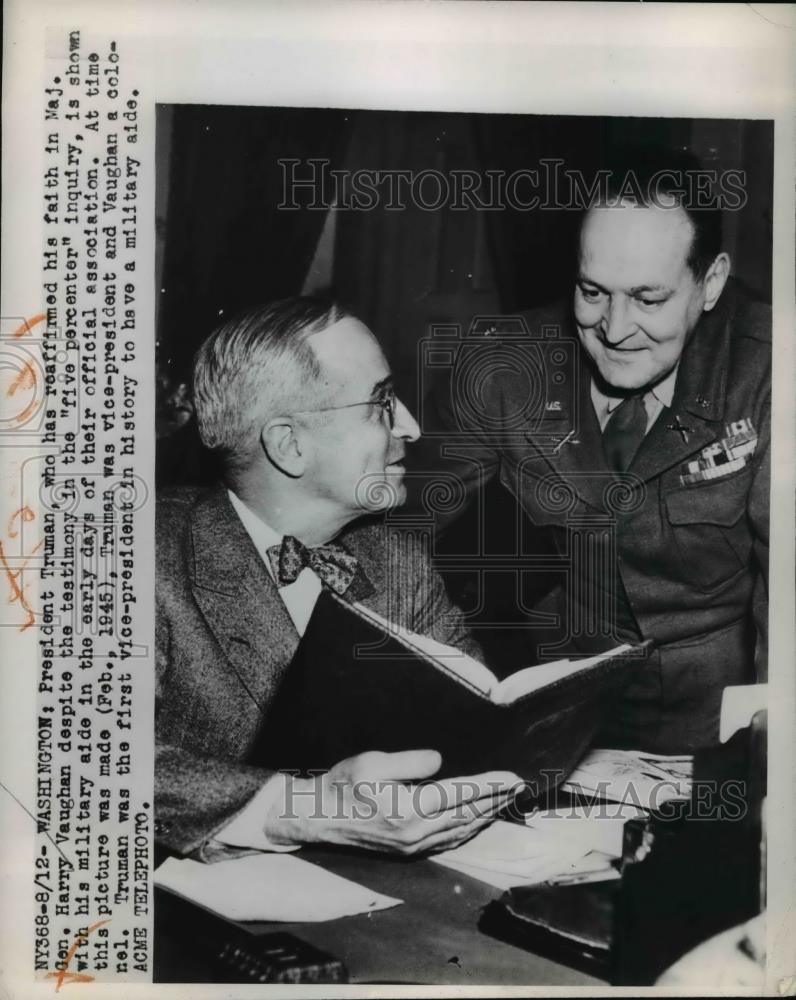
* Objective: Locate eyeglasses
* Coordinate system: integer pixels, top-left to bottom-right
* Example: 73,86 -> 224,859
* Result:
292,388 -> 398,429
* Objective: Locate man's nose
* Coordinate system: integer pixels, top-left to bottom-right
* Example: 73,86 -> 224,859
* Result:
600,296 -> 634,346
392,398 -> 421,442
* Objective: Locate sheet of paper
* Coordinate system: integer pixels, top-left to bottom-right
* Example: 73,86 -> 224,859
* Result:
432,856 -> 555,891
433,844 -> 616,890
435,819 -> 567,863
429,819 -> 611,889
525,802 -> 647,857
563,747 -> 693,809
720,684 -> 768,743
154,853 -> 403,922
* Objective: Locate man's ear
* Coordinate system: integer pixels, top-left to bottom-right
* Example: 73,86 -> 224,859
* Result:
261,418 -> 306,478
702,252 -> 730,312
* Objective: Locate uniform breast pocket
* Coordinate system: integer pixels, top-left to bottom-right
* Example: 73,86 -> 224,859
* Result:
664,469 -> 753,593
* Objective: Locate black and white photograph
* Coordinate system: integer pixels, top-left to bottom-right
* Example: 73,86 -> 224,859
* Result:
152,106 -> 774,986
0,2 -> 793,997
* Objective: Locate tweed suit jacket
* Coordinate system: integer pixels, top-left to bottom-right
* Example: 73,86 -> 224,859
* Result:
412,281 -> 770,753
155,486 -> 480,856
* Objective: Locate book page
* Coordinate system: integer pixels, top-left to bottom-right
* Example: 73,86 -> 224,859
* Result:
354,601 -> 632,704
492,644 -> 633,705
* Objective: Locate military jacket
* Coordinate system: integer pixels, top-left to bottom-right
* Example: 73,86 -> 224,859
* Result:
414,283 -> 770,752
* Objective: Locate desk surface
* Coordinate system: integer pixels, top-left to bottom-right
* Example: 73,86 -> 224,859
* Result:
154,846 -> 602,986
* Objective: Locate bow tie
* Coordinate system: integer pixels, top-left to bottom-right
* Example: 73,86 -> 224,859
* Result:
266,535 -> 361,596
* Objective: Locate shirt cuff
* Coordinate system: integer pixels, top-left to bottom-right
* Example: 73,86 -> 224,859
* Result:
215,773 -> 300,852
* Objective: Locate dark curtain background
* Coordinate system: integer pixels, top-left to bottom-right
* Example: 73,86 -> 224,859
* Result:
156,105 -> 354,483
159,104 -> 354,374
470,115 -> 698,312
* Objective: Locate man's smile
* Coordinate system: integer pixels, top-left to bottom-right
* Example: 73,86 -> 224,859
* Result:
602,343 -> 646,354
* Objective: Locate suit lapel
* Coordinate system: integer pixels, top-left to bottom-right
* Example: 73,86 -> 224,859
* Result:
189,486 -> 299,710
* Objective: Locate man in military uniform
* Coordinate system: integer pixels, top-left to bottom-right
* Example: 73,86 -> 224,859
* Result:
414,156 -> 770,753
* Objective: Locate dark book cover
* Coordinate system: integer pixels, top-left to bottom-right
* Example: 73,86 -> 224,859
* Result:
254,590 -> 646,788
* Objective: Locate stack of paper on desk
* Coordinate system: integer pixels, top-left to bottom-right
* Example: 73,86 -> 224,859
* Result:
431,820 -> 619,891
561,748 -> 693,810
525,801 -> 647,857
154,853 -> 403,922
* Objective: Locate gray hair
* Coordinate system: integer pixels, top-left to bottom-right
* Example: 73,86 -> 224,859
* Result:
192,296 -> 348,473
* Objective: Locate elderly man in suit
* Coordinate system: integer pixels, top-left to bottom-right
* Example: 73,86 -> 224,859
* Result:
413,150 -> 770,754
156,297 -> 519,860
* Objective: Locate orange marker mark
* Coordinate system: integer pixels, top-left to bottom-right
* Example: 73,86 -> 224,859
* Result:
7,361 -> 37,396
45,919 -> 111,991
6,359 -> 39,425
0,539 -> 37,631
5,315 -> 45,423
13,398 -> 40,426
12,314 -> 46,338
7,505 -> 35,538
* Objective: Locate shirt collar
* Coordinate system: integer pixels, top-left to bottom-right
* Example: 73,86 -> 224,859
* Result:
647,365 -> 678,408
592,363 -> 679,418
228,489 -> 282,568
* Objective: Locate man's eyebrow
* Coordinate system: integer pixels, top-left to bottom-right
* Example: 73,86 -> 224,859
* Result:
578,274 -> 671,296
577,274 -> 607,292
369,375 -> 393,399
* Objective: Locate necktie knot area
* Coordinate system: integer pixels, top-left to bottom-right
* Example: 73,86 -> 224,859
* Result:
602,394 -> 648,472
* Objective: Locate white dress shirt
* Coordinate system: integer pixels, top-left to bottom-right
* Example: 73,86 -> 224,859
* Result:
227,490 -> 323,636
216,490 -> 327,852
590,366 -> 678,434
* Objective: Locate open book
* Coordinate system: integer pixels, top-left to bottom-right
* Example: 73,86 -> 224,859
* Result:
254,590 -> 648,785
353,601 -> 633,706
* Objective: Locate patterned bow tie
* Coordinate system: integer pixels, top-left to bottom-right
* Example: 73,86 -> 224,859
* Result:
266,535 -> 361,596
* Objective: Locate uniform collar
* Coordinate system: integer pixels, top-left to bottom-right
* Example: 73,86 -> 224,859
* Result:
591,364 -> 679,423
528,289 -> 736,507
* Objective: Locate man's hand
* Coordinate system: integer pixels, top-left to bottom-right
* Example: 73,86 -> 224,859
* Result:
263,749 -> 522,856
